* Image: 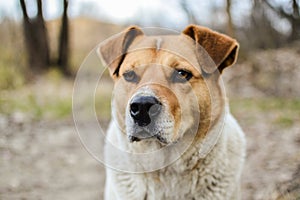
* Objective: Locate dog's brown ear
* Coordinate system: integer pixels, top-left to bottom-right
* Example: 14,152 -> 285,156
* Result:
182,24 -> 239,74
98,26 -> 143,78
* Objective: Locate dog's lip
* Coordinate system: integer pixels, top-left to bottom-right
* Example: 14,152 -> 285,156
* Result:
128,135 -> 141,142
128,130 -> 168,144
155,134 -> 168,144
128,130 -> 154,143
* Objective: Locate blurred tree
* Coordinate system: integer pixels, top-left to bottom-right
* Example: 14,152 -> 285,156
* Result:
57,0 -> 70,76
20,0 -> 50,72
179,0 -> 197,24
242,0 -> 300,50
19,0 -> 70,76
265,0 -> 300,42
244,0 -> 284,50
225,0 -> 235,37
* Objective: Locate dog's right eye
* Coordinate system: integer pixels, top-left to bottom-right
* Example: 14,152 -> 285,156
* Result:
123,71 -> 138,82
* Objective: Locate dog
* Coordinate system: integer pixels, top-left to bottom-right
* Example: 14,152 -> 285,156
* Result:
98,25 -> 246,200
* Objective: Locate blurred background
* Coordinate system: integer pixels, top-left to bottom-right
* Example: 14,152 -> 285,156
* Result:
0,0 -> 299,199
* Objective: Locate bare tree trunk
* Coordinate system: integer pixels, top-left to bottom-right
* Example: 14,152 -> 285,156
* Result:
250,0 -> 282,49
20,0 -> 50,73
226,0 -> 235,37
289,0 -> 300,41
180,0 -> 197,24
264,0 -> 300,43
57,0 -> 70,76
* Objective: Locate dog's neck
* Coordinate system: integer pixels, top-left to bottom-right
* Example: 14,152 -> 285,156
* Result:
164,102 -> 228,174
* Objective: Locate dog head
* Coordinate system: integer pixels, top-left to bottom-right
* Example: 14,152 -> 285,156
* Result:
98,25 -> 238,146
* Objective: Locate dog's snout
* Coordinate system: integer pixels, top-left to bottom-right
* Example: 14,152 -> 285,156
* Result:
130,96 -> 162,127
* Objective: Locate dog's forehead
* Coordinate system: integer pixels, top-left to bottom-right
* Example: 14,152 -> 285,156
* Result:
129,35 -> 194,52
126,35 -> 200,70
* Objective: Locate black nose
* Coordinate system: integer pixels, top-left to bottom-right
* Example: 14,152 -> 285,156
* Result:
130,96 -> 162,127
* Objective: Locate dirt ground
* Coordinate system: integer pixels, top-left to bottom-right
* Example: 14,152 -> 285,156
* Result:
0,101 -> 299,200
0,118 -> 105,200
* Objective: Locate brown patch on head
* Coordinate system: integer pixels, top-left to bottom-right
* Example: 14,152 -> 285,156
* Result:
98,26 -> 143,78
118,49 -> 157,76
190,76 -> 213,140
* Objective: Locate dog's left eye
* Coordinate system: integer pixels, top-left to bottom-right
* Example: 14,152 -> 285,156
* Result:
123,70 -> 138,82
172,69 -> 193,83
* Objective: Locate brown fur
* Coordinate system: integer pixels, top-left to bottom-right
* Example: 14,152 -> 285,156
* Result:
182,24 -> 239,73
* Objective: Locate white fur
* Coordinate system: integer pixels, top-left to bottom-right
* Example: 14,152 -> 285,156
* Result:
156,37 -> 163,51
104,105 -> 246,200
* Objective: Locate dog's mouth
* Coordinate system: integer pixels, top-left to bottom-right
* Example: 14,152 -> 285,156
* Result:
128,130 -> 168,144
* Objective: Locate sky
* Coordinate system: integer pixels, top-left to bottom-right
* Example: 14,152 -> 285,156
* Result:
0,0 -> 251,26
0,0 -> 290,32
0,0 -> 167,20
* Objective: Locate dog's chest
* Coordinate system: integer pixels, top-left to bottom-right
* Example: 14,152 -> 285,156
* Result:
143,157 -> 230,199
145,170 -> 200,199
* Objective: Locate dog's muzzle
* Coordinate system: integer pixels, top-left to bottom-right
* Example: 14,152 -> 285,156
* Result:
130,96 -> 162,127
128,95 -> 168,144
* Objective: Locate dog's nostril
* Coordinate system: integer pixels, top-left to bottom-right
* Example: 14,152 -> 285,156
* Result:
130,103 -> 140,116
149,104 -> 161,117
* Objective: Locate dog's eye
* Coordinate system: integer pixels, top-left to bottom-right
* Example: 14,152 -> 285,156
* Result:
172,69 -> 193,83
123,70 -> 138,82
